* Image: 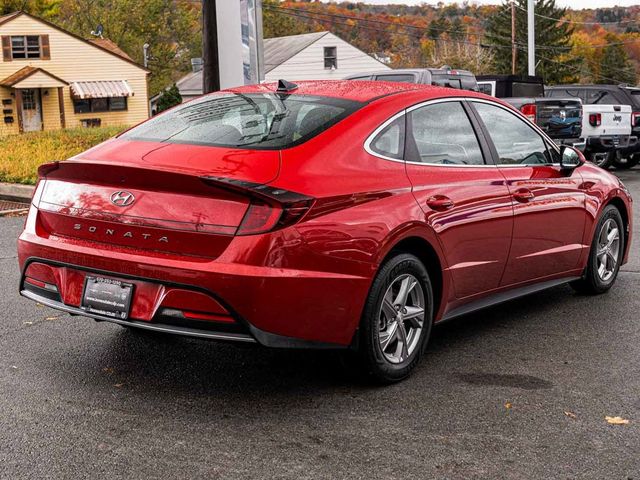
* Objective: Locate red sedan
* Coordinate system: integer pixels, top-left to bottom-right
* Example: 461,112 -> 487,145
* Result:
18,80 -> 632,382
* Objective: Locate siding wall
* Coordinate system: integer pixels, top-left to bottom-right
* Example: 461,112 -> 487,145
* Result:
0,14 -> 148,135
264,32 -> 389,82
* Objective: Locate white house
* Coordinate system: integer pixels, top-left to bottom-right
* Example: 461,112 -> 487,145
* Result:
174,31 -> 390,103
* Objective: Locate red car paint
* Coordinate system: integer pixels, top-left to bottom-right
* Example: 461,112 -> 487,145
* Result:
17,81 -> 633,348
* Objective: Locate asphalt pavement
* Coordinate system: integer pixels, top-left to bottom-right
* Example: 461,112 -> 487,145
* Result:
1,170 -> 639,479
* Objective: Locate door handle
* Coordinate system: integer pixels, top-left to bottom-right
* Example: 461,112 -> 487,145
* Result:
513,188 -> 535,203
426,195 -> 454,211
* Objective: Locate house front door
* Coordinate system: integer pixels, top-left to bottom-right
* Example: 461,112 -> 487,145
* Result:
20,89 -> 42,132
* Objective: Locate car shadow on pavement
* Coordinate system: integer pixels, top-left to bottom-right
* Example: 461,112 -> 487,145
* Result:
29,281 -> 620,408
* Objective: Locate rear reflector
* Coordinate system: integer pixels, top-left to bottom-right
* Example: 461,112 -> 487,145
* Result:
161,308 -> 234,323
632,112 -> 640,127
589,113 -> 602,127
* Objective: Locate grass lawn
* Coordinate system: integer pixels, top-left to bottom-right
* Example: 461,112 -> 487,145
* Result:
0,126 -> 127,185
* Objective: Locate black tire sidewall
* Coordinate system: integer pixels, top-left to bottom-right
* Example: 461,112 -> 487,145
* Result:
587,150 -> 615,169
360,253 -> 433,383
586,206 -> 625,292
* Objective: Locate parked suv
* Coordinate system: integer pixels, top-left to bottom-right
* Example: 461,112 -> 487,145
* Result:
345,67 -> 478,91
546,84 -> 640,169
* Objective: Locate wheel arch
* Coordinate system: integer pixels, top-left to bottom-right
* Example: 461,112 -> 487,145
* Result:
380,235 -> 446,320
605,195 -> 630,251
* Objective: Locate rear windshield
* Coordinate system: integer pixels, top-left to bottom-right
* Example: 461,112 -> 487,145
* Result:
121,93 -> 363,149
431,74 -> 478,91
512,82 -> 544,97
627,89 -> 640,108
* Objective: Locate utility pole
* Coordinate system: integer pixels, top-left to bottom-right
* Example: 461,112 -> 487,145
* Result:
527,0 -> 535,76
202,0 -> 221,93
511,1 -> 516,75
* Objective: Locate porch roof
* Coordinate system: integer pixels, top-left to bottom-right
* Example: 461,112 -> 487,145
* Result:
0,66 -> 68,89
69,80 -> 134,99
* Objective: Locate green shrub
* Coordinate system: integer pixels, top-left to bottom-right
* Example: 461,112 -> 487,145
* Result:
0,125 -> 127,185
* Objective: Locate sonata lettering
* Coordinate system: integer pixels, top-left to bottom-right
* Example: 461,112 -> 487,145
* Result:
72,224 -> 169,243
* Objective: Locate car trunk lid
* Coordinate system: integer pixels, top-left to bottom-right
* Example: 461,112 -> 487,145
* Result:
35,139 -> 281,258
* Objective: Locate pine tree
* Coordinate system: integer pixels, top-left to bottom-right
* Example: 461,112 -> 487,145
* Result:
598,34 -> 636,85
485,0 -> 577,84
156,84 -> 182,114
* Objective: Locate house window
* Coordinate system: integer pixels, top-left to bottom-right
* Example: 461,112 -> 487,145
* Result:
11,36 -> 41,59
22,89 -> 37,110
324,46 -> 337,70
73,97 -> 128,114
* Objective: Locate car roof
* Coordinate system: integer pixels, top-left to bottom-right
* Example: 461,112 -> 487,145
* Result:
225,80 -> 442,103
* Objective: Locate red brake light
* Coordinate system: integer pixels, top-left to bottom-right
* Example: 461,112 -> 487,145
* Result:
200,176 -> 315,236
520,104 -> 537,122
632,111 -> 640,127
589,113 -> 602,127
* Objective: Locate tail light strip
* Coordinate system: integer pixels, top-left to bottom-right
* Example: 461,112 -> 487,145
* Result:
201,176 -> 315,236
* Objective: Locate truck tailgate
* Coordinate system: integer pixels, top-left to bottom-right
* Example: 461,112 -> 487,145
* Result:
582,104 -> 632,137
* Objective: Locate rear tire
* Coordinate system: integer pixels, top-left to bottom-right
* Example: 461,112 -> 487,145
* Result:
357,253 -> 433,383
586,150 -> 615,169
571,205 -> 624,295
613,152 -> 640,170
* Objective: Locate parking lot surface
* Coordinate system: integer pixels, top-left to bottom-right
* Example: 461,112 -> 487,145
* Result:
1,169 -> 639,479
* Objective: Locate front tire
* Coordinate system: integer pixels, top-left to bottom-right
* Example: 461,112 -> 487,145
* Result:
358,253 -> 433,383
571,205 -> 624,295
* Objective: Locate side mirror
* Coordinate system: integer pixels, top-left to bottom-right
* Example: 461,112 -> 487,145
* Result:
560,145 -> 584,171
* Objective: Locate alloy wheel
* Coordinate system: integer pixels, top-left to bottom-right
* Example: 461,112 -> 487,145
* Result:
377,274 -> 425,364
596,218 -> 621,282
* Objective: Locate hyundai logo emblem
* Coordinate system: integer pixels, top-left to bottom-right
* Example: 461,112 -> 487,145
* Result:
110,190 -> 135,207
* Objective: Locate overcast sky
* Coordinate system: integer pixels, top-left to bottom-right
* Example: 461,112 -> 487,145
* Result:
340,0 -> 639,7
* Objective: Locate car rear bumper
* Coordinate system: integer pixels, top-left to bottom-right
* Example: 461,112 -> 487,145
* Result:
586,135 -> 638,152
18,229 -> 372,348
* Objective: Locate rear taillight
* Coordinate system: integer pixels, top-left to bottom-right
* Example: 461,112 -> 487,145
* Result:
201,176 -> 315,236
520,104 -> 537,122
632,111 -> 640,127
589,113 -> 602,127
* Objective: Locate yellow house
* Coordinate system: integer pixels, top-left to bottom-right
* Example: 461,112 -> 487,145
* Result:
0,11 -> 149,135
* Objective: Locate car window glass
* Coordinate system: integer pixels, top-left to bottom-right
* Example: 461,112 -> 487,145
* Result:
586,90 -> 619,105
375,74 -> 416,83
121,93 -> 362,149
408,102 -> 484,165
369,116 -> 405,159
478,83 -> 493,95
473,102 -> 551,166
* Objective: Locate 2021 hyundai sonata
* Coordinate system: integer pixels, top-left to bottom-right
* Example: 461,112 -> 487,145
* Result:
18,80 -> 632,382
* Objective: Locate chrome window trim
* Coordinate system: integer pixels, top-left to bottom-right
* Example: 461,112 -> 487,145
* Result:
364,96 -> 562,168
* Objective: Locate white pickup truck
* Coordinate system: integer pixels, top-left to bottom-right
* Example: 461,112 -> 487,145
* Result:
580,104 -> 638,167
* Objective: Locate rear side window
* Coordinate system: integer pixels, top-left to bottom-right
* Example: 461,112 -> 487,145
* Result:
375,74 -> 416,83
121,93 -> 363,149
369,116 -> 405,160
408,101 -> 484,166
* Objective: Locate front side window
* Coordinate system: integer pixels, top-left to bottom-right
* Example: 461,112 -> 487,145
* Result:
11,35 -> 41,59
473,102 -> 552,166
324,46 -> 337,69
408,101 -> 484,166
121,93 -> 362,149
